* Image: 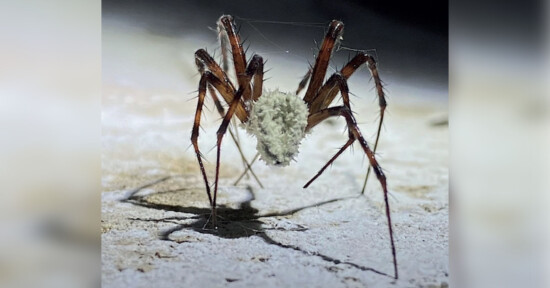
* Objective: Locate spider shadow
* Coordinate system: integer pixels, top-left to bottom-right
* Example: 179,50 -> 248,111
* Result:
121,176 -> 392,278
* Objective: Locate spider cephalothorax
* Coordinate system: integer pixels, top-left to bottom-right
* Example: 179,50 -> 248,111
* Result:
246,89 -> 309,166
191,15 -> 397,279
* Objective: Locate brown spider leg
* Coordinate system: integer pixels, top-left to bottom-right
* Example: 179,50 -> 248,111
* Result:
360,57 -> 387,194
191,72 -> 217,207
305,106 -> 398,280
207,85 -> 264,188
195,49 -> 236,92
251,58 -> 263,101
218,15 -> 252,101
195,49 -> 247,122
303,138 -> 354,188
309,72 -> 351,114
296,67 -> 312,95
303,73 -> 354,188
303,20 -> 344,105
191,70 -> 253,221
234,152 -> 261,185
212,55 -> 264,227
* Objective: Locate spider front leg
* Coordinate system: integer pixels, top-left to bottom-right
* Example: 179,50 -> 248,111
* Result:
212,54 -> 264,227
305,106 -> 398,280
191,72 -> 218,208
190,69 -> 253,227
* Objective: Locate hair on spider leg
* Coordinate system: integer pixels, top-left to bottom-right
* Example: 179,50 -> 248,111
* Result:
349,141 -> 357,155
348,90 -> 360,99
193,151 -> 211,170
244,43 -> 252,57
240,35 -> 250,48
207,25 -> 218,34
196,150 -> 211,164
235,21 -> 243,35
190,70 -> 203,79
205,143 -> 218,156
184,142 -> 194,153
198,123 -> 207,134
185,92 -> 202,102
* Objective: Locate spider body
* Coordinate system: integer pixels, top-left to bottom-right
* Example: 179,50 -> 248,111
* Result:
191,15 -> 397,279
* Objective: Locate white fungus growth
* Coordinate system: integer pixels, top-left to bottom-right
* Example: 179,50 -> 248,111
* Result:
246,89 -> 309,166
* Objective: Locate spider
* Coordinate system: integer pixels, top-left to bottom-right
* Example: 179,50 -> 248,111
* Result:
191,15 -> 397,279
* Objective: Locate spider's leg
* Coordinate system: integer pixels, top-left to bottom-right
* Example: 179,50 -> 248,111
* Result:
303,138 -> 354,188
207,85 -> 264,188
218,15 -> 252,101
195,49 -> 247,122
360,56 -> 387,194
191,72 -> 216,208
234,152 -> 261,186
213,55 -> 264,227
305,106 -> 398,280
196,49 -> 234,90
303,20 -> 344,105
309,72 -> 351,115
303,74 -> 353,187
305,75 -> 396,279
296,67 -> 312,95
251,57 -> 264,101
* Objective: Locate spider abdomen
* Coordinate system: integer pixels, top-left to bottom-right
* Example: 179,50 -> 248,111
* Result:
246,89 -> 309,166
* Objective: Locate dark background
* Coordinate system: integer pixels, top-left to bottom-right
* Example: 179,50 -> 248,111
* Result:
103,0 -> 449,93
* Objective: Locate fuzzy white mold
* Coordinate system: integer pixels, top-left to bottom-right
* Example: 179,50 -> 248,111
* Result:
246,89 -> 309,166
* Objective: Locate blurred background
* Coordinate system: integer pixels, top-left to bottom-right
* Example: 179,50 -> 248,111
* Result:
451,0 -> 548,287
1,1 -> 100,288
